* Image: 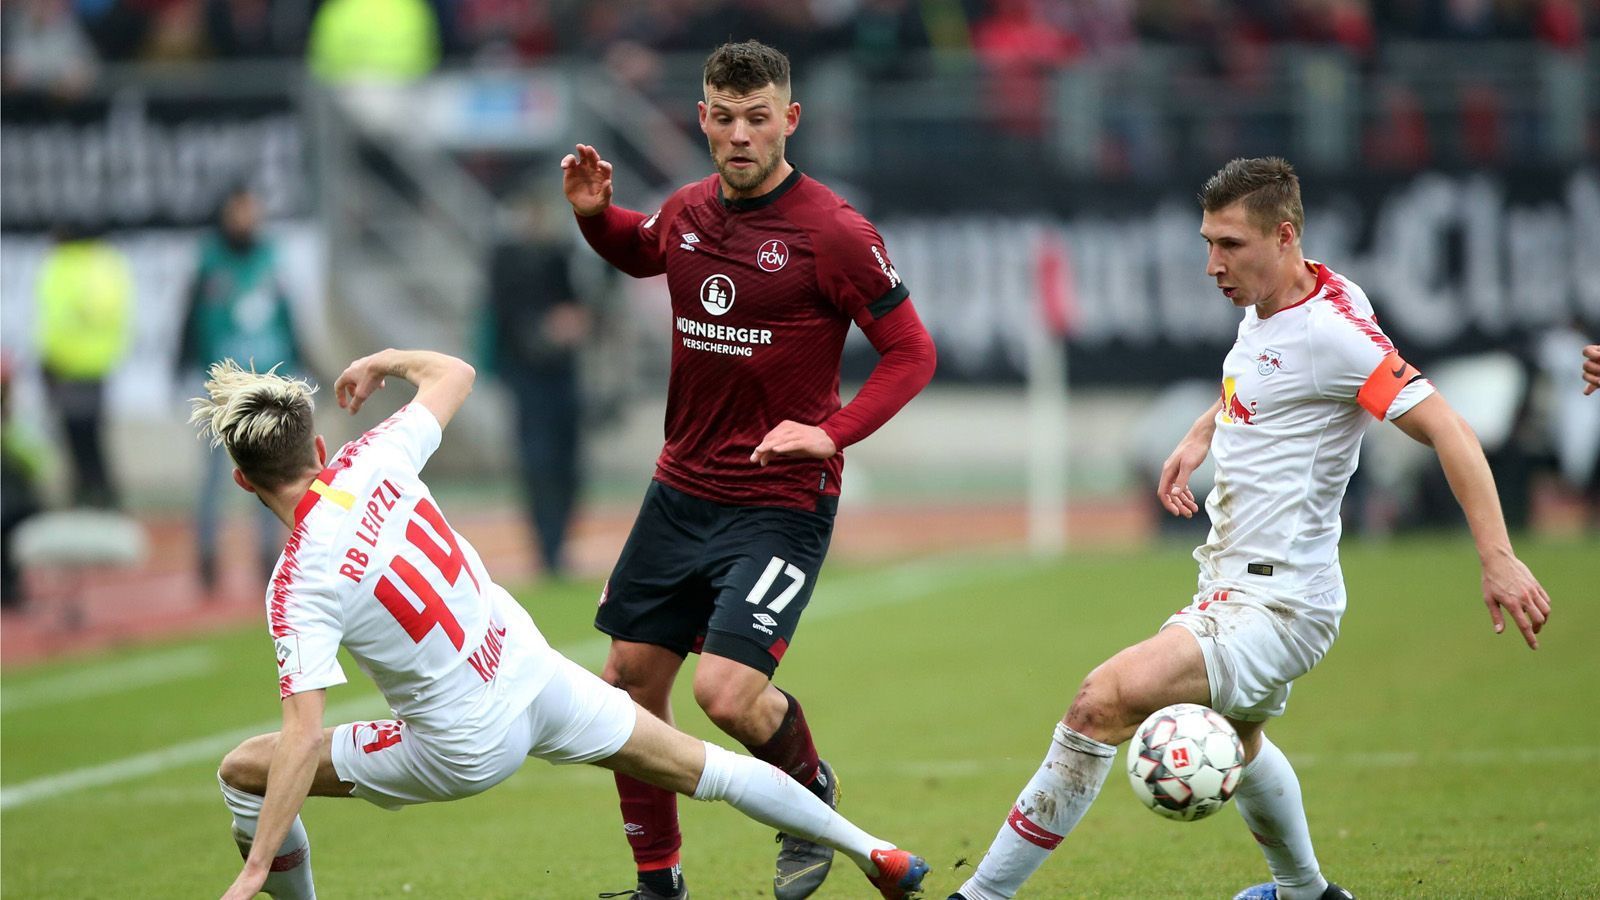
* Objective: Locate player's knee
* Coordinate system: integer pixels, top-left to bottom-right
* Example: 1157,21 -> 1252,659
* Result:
694,685 -> 758,737
1065,668 -> 1130,739
218,737 -> 269,795
603,654 -> 670,703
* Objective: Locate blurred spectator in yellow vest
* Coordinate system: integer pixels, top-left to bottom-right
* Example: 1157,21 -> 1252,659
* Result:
34,227 -> 132,508
308,0 -> 440,82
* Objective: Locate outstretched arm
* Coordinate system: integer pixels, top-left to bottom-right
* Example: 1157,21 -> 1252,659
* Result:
221,690 -> 325,900
1157,399 -> 1221,518
334,349 -> 476,429
1391,393 -> 1552,649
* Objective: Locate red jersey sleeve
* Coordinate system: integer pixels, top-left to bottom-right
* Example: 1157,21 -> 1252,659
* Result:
819,300 -> 936,449
575,203 -> 668,278
812,205 -> 910,325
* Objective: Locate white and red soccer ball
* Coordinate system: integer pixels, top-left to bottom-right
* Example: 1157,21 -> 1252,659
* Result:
1127,703 -> 1245,822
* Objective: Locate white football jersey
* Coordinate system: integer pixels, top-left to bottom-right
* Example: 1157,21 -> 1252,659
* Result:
267,403 -> 556,752
1196,262 -> 1434,603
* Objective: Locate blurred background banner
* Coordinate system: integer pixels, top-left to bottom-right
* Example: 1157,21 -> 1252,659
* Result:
0,82 -> 311,231
867,167 -> 1600,383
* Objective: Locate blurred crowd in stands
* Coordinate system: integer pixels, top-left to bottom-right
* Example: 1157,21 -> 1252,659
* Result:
3,0 -> 1589,95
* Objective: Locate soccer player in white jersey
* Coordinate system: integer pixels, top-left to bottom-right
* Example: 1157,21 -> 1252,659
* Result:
192,349 -> 928,900
949,158 -> 1552,900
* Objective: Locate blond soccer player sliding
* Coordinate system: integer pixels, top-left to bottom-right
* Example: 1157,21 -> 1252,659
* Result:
950,158 -> 1552,900
194,349 -> 927,900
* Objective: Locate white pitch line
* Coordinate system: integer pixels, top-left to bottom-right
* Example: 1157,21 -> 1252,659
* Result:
2,647 -> 219,713
1,555 -> 1010,812
0,696 -> 379,812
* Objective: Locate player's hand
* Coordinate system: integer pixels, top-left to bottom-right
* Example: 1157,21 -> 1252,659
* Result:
1582,344 -> 1600,396
1157,438 -> 1209,518
220,865 -> 267,900
1480,551 -> 1551,650
560,144 -> 613,217
334,351 -> 393,415
751,421 -> 836,466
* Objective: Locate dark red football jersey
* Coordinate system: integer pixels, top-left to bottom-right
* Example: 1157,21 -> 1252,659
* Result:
581,170 -> 913,509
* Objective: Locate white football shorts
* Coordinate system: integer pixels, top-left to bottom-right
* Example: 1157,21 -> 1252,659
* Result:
332,655 -> 638,810
1160,584 -> 1344,722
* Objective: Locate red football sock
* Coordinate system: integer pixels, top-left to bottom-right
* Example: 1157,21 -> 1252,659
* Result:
615,772 -> 681,871
745,689 -> 823,796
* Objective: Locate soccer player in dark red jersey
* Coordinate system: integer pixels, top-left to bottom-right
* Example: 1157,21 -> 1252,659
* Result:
562,40 -> 936,900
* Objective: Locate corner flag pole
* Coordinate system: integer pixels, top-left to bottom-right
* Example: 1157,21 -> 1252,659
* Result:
1026,230 -> 1074,558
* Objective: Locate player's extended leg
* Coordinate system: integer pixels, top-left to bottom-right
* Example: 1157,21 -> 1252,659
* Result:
602,639 -> 690,897
216,729 -> 354,900
595,705 -> 928,900
694,653 -> 838,899
954,626 -> 1211,900
1228,720 -> 1346,900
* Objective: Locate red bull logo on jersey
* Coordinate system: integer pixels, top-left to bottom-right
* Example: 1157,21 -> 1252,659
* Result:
1221,376 -> 1258,425
1256,348 -> 1284,376
757,239 -> 789,272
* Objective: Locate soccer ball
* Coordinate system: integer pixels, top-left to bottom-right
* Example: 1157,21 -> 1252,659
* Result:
1127,703 -> 1244,821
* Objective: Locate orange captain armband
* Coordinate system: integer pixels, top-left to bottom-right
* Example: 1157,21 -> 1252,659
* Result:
1356,351 -> 1421,420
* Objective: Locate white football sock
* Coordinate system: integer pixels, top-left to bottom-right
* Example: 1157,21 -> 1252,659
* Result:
1234,735 -> 1328,900
219,773 -> 317,900
692,741 -> 887,874
959,723 -> 1116,900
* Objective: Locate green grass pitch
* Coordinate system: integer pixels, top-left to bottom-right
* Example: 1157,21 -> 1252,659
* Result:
3,534 -> 1597,897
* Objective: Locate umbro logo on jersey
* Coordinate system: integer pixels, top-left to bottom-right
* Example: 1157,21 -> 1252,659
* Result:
1256,348 -> 1284,376
757,239 -> 789,272
680,232 -> 700,251
700,274 -> 736,316
752,612 -> 777,634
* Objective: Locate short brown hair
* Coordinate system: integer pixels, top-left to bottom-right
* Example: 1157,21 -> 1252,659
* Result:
190,360 -> 319,490
703,41 -> 790,95
1198,157 -> 1304,238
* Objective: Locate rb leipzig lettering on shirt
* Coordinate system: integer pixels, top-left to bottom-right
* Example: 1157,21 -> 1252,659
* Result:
340,479 -> 404,583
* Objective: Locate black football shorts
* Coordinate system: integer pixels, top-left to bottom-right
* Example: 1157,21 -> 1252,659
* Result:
594,480 -> 835,677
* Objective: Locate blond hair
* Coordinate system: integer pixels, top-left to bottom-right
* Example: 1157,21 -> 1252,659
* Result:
190,359 -> 319,489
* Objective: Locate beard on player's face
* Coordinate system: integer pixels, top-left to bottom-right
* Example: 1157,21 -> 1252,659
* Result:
712,136 -> 783,193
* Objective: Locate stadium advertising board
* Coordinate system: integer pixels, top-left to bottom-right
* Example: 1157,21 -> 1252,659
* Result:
864,169 -> 1600,384
0,88 -> 311,231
